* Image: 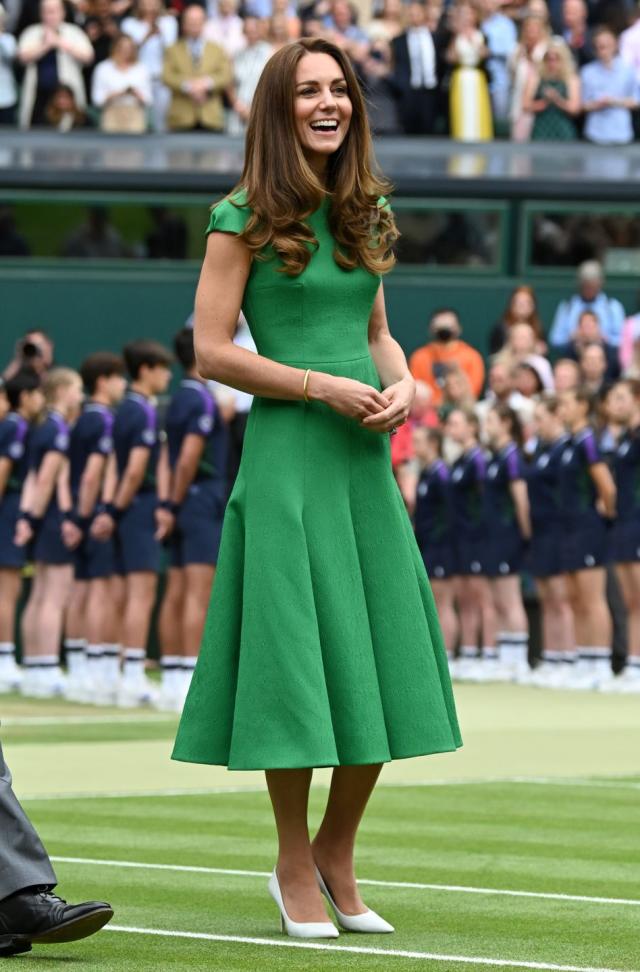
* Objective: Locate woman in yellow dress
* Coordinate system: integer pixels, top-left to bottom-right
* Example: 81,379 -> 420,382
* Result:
447,1 -> 494,141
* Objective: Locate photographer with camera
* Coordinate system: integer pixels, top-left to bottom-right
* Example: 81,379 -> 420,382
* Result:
2,330 -> 54,382
408,307 -> 485,408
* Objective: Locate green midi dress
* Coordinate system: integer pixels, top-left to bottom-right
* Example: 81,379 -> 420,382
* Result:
171,190 -> 463,771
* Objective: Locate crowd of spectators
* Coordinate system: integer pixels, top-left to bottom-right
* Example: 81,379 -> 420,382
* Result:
1,0 -> 640,140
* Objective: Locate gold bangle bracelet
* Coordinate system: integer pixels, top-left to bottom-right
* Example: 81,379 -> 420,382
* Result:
303,368 -> 311,402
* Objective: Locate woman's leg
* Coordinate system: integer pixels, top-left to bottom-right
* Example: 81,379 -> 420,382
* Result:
431,579 -> 458,655
310,762 -> 385,914
0,569 -> 22,644
616,563 -> 640,659
572,567 -> 611,650
264,768 -> 330,923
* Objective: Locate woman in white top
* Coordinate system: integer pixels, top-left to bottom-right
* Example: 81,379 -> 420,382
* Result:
508,14 -> 549,141
203,0 -> 246,59
446,1 -> 493,140
17,0 -> 93,128
226,15 -> 272,135
121,0 -> 176,131
91,32 -> 152,131
0,2 -> 17,124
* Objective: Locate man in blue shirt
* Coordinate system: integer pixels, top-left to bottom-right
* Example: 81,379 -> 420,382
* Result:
157,328 -> 228,711
548,260 -> 626,349
580,26 -> 638,144
91,340 -> 173,708
63,352 -> 127,704
0,370 -> 44,693
479,0 -> 517,125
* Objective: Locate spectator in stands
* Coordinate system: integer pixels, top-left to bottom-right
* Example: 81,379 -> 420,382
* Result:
502,321 -> 538,363
408,307 -> 485,408
389,0 -> 439,135
163,4 -> 231,132
478,0 -> 517,127
561,0 -> 593,68
475,355 -> 536,431
0,3 -> 17,125
270,0 -> 301,39
523,36 -> 580,140
509,14 -> 549,141
44,79 -> 91,127
226,15 -> 272,135
92,32 -> 152,131
549,260 -> 626,348
121,0 -> 177,132
83,0 -> 121,84
553,356 -> 581,392
203,0 -> 246,58
620,3 -> 640,84
266,11 -> 292,49
619,292 -> 640,372
322,0 -> 369,58
578,341 -> 612,396
558,308 -> 621,380
366,0 -> 405,43
489,284 -> 546,355
62,206 -> 130,257
17,0 -> 94,128
446,0 -> 493,141
580,25 -> 638,145
514,354 -> 554,398
360,33 -> 402,134
438,363 -> 476,419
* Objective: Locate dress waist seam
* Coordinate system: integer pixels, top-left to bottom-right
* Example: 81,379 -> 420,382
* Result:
269,353 -> 372,365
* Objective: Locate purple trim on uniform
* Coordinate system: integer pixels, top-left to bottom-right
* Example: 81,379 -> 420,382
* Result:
182,379 -> 214,419
470,447 -> 487,479
48,410 -> 69,436
504,444 -> 521,481
434,458 -> 450,483
7,413 -> 28,448
577,428 -> 600,465
127,391 -> 157,435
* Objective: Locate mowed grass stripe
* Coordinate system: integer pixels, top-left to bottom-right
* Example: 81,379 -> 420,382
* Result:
50,856 -> 640,908
104,925 -> 638,972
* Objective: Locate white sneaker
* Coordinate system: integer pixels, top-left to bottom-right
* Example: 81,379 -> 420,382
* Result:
64,672 -> 94,703
0,658 -> 23,693
117,673 -> 158,708
21,666 -> 67,699
92,679 -> 120,706
562,661 -> 606,691
598,667 -> 640,693
451,657 -> 484,681
154,682 -> 183,713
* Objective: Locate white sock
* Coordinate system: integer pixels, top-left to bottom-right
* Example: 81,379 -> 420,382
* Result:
627,656 -> 640,672
86,644 -> 104,687
562,651 -> 577,665
577,647 -> 610,671
540,649 -> 563,664
181,656 -> 196,690
64,638 -> 87,676
102,644 -> 121,683
482,645 -> 498,660
0,643 -> 16,671
123,647 -> 145,680
39,655 -> 62,684
161,655 -> 181,692
459,645 -> 478,659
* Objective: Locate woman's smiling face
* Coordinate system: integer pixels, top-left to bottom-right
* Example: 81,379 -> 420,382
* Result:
294,52 -> 353,169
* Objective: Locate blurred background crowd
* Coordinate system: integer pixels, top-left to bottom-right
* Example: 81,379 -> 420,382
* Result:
2,0 -> 640,141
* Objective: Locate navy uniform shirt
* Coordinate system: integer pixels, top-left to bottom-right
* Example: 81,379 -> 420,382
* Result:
485,443 -> 524,530
113,391 -> 159,492
0,412 -> 30,493
611,429 -> 640,521
559,427 -> 601,518
165,379 -> 228,500
27,410 -> 70,514
527,436 -> 569,529
68,402 -> 114,499
450,446 -> 487,538
414,458 -> 453,548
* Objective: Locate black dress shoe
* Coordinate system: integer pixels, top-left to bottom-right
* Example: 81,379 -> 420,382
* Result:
0,887 -> 113,954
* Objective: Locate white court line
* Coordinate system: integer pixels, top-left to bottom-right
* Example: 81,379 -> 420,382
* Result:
21,775 -> 640,801
103,924 -> 637,972
51,856 -> 640,908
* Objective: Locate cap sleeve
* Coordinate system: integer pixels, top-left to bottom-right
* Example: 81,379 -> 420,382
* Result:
205,190 -> 251,237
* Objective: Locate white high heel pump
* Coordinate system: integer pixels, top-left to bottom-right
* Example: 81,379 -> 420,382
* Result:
267,867 -> 339,938
314,865 -> 395,933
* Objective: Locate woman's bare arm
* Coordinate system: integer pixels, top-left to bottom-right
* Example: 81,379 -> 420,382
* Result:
367,282 -> 414,388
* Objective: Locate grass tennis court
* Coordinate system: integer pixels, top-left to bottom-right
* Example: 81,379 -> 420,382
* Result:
2,685 -> 639,972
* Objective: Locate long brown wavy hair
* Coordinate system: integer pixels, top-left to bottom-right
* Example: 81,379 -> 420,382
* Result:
215,37 -> 399,277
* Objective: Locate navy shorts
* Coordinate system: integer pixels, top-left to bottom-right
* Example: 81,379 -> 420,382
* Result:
33,507 -> 73,566
561,514 -> 610,573
0,493 -> 27,570
419,540 -> 455,580
113,492 -> 160,575
74,532 -> 115,581
169,483 -> 225,568
610,517 -> 640,564
528,523 -> 564,579
454,535 -> 489,576
484,526 -> 525,578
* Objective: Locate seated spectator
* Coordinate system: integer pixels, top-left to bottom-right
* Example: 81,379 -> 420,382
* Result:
620,3 -> 640,86
163,4 -> 231,132
446,0 -> 493,141
478,0 -> 517,127
523,36 -> 580,140
513,354 -> 554,398
580,25 -> 638,145
92,32 -> 151,131
83,0 -> 121,84
267,11 -> 293,50
322,0 -> 369,54
408,307 -> 485,408
389,1 -> 439,136
509,14 -> 549,141
548,259 -> 626,348
502,321 -> 538,363
44,79 -> 91,127
553,356 -> 581,392
17,0 -> 94,128
578,341 -> 612,397
271,0 -> 301,38
367,0 -> 405,43
203,0 -> 246,59
0,4 -> 16,126
489,284 -> 545,355
225,14 -> 271,135
557,308 -> 621,380
438,362 -> 476,419
121,0 -> 178,132
561,0 -> 593,68
475,355 -> 536,431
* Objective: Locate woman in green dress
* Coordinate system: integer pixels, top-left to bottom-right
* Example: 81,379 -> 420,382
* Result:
172,36 -> 462,940
523,37 -> 581,141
